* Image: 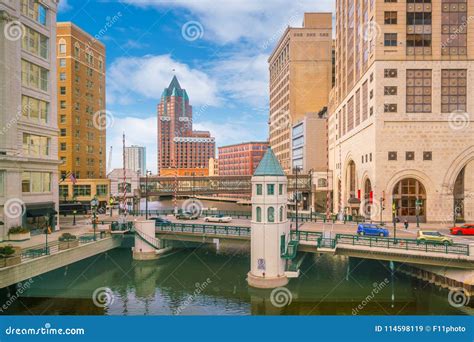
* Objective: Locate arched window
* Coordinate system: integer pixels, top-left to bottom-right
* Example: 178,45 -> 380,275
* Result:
268,207 -> 275,223
279,206 -> 284,222
393,178 -> 426,222
256,206 -> 262,222
58,38 -> 66,54
318,178 -> 327,187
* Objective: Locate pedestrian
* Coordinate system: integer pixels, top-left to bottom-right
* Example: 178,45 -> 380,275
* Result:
404,219 -> 409,230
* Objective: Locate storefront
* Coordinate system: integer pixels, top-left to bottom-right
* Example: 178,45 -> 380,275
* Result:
23,202 -> 57,235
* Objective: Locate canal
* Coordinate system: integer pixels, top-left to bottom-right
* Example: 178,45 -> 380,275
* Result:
0,243 -> 467,315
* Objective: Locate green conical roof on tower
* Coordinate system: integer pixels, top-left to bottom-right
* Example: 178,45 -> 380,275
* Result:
253,147 -> 285,176
162,75 -> 188,98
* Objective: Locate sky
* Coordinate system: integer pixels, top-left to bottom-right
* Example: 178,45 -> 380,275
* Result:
57,0 -> 335,173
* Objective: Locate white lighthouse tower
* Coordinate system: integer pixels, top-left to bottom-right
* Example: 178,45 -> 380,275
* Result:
247,147 -> 290,289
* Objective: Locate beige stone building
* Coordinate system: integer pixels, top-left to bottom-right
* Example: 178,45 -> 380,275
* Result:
268,13 -> 333,173
329,0 -> 474,223
0,0 -> 60,239
56,22 -> 106,180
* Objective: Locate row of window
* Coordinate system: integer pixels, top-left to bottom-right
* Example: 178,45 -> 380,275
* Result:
22,172 -> 51,193
388,151 -> 432,161
59,184 -> 108,197
255,184 -> 284,196
255,206 -> 285,223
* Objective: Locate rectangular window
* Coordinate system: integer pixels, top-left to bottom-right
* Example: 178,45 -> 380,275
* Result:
60,100 -> 66,109
60,142 -> 67,151
267,184 -> 275,195
406,151 -> 415,161
22,95 -> 48,124
59,58 -> 66,67
384,33 -> 397,47
388,152 -> 397,161
59,72 -> 66,81
0,171 -> 4,196
96,184 -> 108,196
22,26 -> 49,59
21,0 -> 48,26
256,184 -> 262,195
362,81 -> 368,121
384,69 -> 398,78
21,60 -> 48,91
23,133 -> 50,157
279,184 -> 283,195
355,89 -> 361,126
441,0 -> 468,55
60,86 -> 66,95
441,69 -> 467,113
406,69 -> 432,113
423,151 -> 432,160
60,128 -> 66,137
347,96 -> 354,131
384,104 -> 398,113
59,43 -> 66,54
59,185 -> 69,199
73,185 -> 91,197
21,172 -> 51,193
384,11 -> 397,24
384,86 -> 397,95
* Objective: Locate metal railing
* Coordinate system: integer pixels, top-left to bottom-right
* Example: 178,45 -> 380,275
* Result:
155,223 -> 251,237
20,232 -> 108,262
335,234 -> 470,256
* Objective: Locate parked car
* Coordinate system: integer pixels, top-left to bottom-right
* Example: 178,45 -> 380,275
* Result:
417,230 -> 453,245
204,215 -> 232,223
176,212 -> 198,220
150,216 -> 171,225
357,223 -> 389,237
450,224 -> 474,236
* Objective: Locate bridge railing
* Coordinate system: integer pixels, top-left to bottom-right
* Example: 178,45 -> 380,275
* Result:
19,232 -> 108,262
335,234 -> 470,256
155,223 -> 251,237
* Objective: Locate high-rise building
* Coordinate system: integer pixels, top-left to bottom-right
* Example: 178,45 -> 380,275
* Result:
0,0 -> 60,239
329,0 -> 474,223
125,145 -> 146,176
56,22 -> 106,180
268,12 -> 333,173
157,76 -> 215,176
218,142 -> 268,176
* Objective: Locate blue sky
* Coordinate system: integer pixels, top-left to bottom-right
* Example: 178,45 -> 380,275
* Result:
58,0 -> 334,173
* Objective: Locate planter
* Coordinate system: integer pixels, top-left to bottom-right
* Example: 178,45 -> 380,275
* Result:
59,239 -> 79,251
0,255 -> 21,268
8,232 -> 30,241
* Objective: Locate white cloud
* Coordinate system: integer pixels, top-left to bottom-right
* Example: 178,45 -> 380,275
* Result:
107,115 -> 157,173
107,54 -> 220,106
58,0 -> 72,12
124,0 -> 334,45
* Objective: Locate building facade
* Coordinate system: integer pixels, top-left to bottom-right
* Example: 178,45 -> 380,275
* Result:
157,76 -> 215,176
218,142 -> 268,176
268,12 -> 333,173
329,0 -> 474,223
59,178 -> 110,208
56,22 -> 106,180
208,157 -> 219,176
0,0 -> 60,239
125,145 -> 146,176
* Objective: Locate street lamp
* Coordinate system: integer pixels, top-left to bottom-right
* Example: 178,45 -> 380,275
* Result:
293,166 -> 301,233
72,210 -> 77,226
145,170 -> 152,220
415,198 -> 422,228
91,196 -> 99,241
392,200 -> 397,240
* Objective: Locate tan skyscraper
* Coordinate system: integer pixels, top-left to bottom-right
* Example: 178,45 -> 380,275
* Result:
56,22 -> 106,180
268,12 -> 333,173
329,0 -> 474,223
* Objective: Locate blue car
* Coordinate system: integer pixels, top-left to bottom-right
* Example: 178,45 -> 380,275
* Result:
357,223 -> 389,237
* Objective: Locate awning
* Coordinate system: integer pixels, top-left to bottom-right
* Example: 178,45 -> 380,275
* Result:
26,202 -> 57,217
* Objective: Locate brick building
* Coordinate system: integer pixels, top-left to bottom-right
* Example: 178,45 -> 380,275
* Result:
218,142 -> 268,176
157,76 -> 215,176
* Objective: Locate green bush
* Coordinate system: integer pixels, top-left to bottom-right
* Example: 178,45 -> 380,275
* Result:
59,232 -> 77,242
8,226 -> 29,234
0,245 -> 15,258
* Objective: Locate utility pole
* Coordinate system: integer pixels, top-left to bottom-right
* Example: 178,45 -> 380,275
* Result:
294,166 -> 300,233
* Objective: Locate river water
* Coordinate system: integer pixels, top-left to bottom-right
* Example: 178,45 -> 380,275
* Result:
0,243 -> 468,316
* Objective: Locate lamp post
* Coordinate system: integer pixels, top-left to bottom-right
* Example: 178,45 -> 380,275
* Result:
91,197 -> 99,241
294,166 -> 301,233
72,210 -> 77,226
415,198 -> 422,228
392,200 -> 397,240
44,217 -> 49,255
145,170 -> 151,220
